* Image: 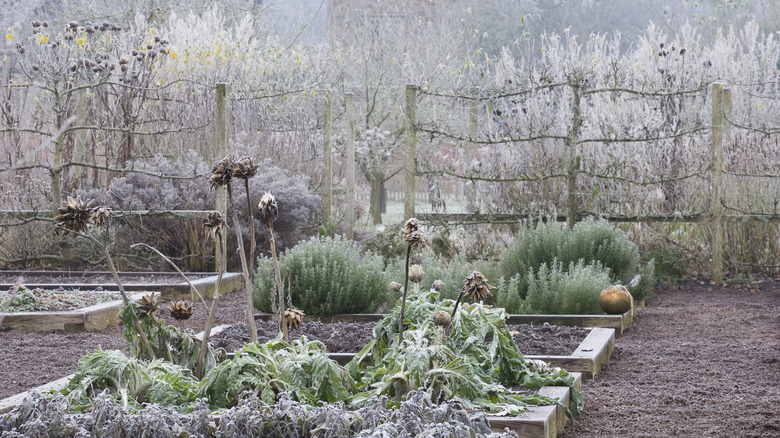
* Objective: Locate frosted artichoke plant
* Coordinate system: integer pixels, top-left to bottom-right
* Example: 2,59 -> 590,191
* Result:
168,300 -> 193,320
54,195 -> 93,235
203,211 -> 227,241
398,217 -> 426,343
284,307 -> 305,329
137,293 -> 160,316
54,196 -> 155,360
208,156 -> 233,189
259,192 -> 288,341
210,155 -> 258,343
451,271 -> 495,317
231,157 -> 259,273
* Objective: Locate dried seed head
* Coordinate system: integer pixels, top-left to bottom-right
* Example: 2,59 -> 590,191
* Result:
408,264 -> 424,284
203,211 -> 227,240
168,300 -> 193,320
433,310 -> 451,327
138,293 -> 160,316
432,279 -> 444,291
91,206 -> 112,228
231,156 -> 258,180
54,195 -> 93,235
461,271 -> 495,302
258,192 -> 278,221
209,156 -> 233,189
283,307 -> 305,329
402,217 -> 425,249
389,281 -> 403,292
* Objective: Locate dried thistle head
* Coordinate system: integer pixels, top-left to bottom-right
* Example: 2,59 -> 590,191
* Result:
231,156 -> 259,180
433,310 -> 451,328
283,307 -> 305,329
431,279 -> 444,292
402,217 -> 425,249
461,271 -> 495,302
137,293 -> 160,316
55,196 -> 93,235
209,156 -> 233,189
203,211 -> 227,240
408,264 -> 424,284
389,281 -> 403,292
168,300 -> 193,320
258,192 -> 278,221
91,206 -> 112,229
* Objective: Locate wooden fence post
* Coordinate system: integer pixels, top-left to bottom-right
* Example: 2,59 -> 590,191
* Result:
215,83 -> 228,271
345,92 -> 356,239
566,83 -> 583,229
711,83 -> 725,283
466,88 -> 479,213
322,91 -> 333,227
404,85 -> 417,221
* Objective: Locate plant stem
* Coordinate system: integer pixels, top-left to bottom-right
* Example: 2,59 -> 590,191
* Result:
84,230 -> 155,360
267,218 -> 288,342
227,185 -> 258,343
398,244 -> 411,344
244,179 -> 256,275
196,231 -> 225,379
450,291 -> 464,318
130,243 -> 207,310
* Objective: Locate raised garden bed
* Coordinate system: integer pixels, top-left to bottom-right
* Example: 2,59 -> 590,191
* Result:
0,271 -> 244,300
259,307 -> 634,336
251,315 -> 616,379
0,291 -> 153,333
0,369 -> 581,438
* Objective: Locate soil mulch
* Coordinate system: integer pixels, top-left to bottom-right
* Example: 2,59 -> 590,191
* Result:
560,278 -> 780,438
211,320 -> 588,355
1,278 -> 778,438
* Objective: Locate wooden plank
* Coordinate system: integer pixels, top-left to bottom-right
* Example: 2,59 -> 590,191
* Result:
0,311 -> 85,332
1,292 -> 151,333
0,374 -> 73,414
194,324 -> 231,341
486,375 -> 581,438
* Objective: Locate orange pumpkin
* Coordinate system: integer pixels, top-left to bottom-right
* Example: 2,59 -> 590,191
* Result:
599,285 -> 633,314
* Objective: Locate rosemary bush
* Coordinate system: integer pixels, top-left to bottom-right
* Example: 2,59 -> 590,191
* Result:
496,217 -> 655,308
253,235 -> 389,315
497,260 -> 613,314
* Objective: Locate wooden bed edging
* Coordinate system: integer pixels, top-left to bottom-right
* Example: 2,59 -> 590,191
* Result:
0,292 -> 152,333
325,328 -> 613,380
0,272 -> 244,300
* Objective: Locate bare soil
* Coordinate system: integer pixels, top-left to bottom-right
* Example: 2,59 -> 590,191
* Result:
560,278 -> 780,438
1,278 -> 778,438
210,320 -> 588,355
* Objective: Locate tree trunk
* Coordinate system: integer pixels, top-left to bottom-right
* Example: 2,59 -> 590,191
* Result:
369,171 -> 383,225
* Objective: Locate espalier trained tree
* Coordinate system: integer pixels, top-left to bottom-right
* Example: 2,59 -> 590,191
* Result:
414,20 -> 780,226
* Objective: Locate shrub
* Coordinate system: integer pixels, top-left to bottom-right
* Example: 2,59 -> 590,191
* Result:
253,235 -> 388,315
77,154 -> 319,271
496,217 -> 655,309
524,260 -> 613,314
562,219 -> 640,285
496,217 -> 566,290
497,260 -> 613,314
